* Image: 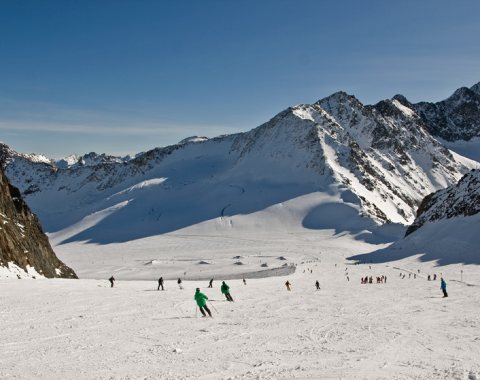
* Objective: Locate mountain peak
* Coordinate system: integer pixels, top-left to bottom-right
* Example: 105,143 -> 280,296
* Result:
471,81 -> 480,95
392,94 -> 412,108
317,91 -> 361,105
448,86 -> 475,101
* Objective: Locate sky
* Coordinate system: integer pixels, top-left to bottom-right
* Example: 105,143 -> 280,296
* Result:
0,0 -> 479,157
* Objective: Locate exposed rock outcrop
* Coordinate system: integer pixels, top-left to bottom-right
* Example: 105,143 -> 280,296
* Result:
0,168 -> 77,278
406,169 -> 480,235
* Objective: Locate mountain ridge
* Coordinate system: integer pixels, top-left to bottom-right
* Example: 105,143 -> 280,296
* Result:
0,82 -> 478,244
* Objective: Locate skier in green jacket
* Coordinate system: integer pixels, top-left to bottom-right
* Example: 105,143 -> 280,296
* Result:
221,281 -> 234,302
194,288 -> 212,317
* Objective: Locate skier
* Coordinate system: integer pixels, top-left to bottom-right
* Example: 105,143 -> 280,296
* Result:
243,278 -> 246,285
177,278 -> 183,290
440,278 -> 448,298
194,288 -> 212,317
109,276 -> 115,288
285,280 -> 291,291
221,281 -> 234,302
428,275 -> 431,281
433,274 -> 437,281
208,278 -> 213,288
158,277 -> 164,291
315,280 -> 320,290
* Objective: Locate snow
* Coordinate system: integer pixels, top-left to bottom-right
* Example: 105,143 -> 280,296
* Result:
351,214 -> 480,266
441,137 -> 480,164
392,98 -> 416,117
1,254 -> 479,379
0,262 -> 44,279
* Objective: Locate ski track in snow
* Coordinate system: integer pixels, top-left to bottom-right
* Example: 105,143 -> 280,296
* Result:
1,258 -> 480,379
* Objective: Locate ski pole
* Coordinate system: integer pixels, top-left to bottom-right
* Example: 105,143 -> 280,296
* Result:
208,300 -> 218,313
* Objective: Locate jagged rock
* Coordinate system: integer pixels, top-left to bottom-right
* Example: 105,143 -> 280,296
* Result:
406,169 -> 480,235
0,168 -> 77,278
413,83 -> 480,141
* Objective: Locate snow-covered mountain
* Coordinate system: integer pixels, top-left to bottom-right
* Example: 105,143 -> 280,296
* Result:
349,169 -> 480,265
0,167 -> 77,278
409,82 -> 480,162
406,169 -> 480,235
0,86 -> 478,247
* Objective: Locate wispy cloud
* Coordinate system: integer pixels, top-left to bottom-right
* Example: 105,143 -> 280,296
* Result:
0,98 -> 241,138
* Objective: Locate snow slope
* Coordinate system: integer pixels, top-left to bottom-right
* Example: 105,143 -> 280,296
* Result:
1,257 -> 479,379
350,169 -> 480,266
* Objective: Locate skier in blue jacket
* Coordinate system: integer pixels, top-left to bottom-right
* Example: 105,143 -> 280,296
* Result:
440,278 -> 448,297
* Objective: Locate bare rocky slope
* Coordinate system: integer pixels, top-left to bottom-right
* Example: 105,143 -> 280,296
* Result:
0,167 -> 77,278
406,169 -> 480,236
412,82 -> 480,142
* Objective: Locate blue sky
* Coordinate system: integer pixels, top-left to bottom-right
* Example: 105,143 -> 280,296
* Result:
1,0 -> 479,157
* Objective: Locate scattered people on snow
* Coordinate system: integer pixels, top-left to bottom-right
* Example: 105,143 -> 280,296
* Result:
194,288 -> 212,317
315,280 -> 320,290
361,276 -> 386,284
178,278 -> 183,290
221,281 -> 234,302
441,278 -> 448,298
109,276 -> 115,288
285,280 -> 291,291
158,277 -> 164,291
208,278 -> 213,288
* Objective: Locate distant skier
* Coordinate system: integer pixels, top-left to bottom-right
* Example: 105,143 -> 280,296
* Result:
208,278 -> 213,288
315,280 -> 320,290
243,278 -> 246,285
285,280 -> 291,291
433,274 -> 437,281
158,277 -> 164,291
178,278 -> 183,290
221,281 -> 234,302
428,275 -> 431,281
109,276 -> 115,288
194,288 -> 212,317
440,278 -> 448,298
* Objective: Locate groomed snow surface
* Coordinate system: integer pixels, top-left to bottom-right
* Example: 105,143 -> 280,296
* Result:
1,229 -> 480,380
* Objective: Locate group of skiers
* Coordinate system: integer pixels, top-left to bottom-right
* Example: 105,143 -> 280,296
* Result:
361,275 -> 387,284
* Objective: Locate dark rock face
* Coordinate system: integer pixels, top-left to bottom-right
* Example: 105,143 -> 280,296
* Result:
406,169 -> 480,236
413,83 -> 480,142
0,168 -> 77,278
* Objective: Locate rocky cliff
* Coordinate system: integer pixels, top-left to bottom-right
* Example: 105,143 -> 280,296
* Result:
406,169 -> 480,236
0,168 -> 77,278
